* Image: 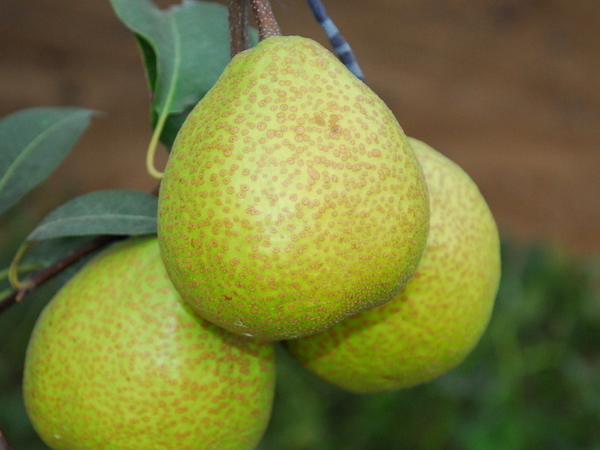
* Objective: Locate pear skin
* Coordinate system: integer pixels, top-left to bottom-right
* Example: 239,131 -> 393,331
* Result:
23,237 -> 275,450
286,138 -> 501,393
158,36 -> 429,341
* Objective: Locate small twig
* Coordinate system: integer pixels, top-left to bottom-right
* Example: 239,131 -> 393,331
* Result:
250,0 -> 281,40
229,0 -> 250,57
0,234 -> 126,314
0,427 -> 14,450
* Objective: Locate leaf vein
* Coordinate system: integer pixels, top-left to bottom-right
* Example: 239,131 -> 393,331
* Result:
0,111 -> 85,195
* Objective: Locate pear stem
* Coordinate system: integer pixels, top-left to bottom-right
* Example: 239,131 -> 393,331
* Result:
250,0 -> 281,40
229,0 -> 250,57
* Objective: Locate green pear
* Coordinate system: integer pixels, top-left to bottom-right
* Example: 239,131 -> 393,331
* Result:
286,138 -> 501,393
23,237 -> 276,450
158,36 -> 429,341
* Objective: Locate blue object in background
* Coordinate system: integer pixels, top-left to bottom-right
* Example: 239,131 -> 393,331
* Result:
306,0 -> 365,81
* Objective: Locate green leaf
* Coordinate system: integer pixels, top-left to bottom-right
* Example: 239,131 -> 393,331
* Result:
22,236 -> 100,267
110,0 -> 230,116
110,0 -> 257,148
0,107 -> 96,217
27,190 -> 158,241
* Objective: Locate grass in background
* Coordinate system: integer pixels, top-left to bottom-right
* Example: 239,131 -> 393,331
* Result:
1,235 -> 599,450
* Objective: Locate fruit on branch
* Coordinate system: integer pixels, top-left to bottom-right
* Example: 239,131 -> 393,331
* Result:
23,237 -> 275,450
286,138 -> 501,393
158,36 -> 429,341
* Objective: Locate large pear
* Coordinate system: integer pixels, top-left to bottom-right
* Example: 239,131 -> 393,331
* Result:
158,36 -> 429,341
23,237 -> 275,450
286,138 -> 501,393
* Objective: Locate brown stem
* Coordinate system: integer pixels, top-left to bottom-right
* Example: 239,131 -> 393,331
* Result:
229,0 -> 250,57
250,0 -> 282,40
0,427 -> 14,450
0,234 -> 126,314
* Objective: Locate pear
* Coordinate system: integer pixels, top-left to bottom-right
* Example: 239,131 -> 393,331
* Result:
23,237 -> 276,450
286,138 -> 501,393
158,36 -> 429,341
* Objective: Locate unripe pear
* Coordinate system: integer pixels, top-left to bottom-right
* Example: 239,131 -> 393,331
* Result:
158,36 -> 429,341
286,138 -> 501,393
23,237 -> 275,450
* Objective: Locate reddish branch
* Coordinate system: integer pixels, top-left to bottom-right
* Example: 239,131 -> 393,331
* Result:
0,234 -> 125,314
0,428 -> 13,450
250,0 -> 282,40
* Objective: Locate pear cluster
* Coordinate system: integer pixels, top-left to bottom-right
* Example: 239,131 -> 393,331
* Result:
23,36 -> 500,450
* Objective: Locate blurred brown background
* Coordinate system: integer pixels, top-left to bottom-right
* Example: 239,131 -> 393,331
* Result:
1,0 -> 599,253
